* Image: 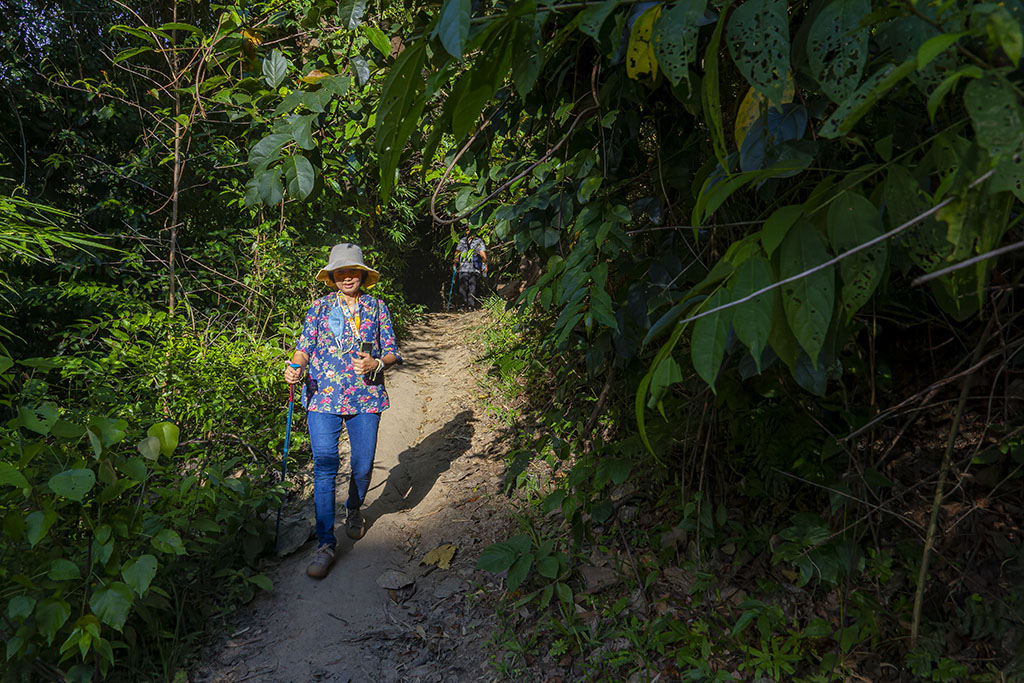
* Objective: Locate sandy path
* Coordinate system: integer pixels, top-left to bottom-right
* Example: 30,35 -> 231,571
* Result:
196,311 -> 513,683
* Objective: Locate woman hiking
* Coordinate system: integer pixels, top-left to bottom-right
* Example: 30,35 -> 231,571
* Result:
283,243 -> 401,578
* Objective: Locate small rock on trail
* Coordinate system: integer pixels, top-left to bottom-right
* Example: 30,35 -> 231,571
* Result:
194,311 -> 517,683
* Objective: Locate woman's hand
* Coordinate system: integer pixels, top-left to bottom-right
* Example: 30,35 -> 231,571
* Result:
353,352 -> 378,375
284,363 -> 305,384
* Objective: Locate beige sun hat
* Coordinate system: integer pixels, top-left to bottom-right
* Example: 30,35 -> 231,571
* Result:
315,243 -> 381,289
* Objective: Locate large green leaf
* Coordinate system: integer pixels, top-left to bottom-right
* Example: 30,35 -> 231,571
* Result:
337,0 -> 366,29
761,205 -> 803,257
48,468 -> 96,502
691,289 -> 731,389
25,509 -> 56,547
0,355 -> 11,374
258,167 -> 284,206
512,15 -> 543,99
48,558 -> 81,581
89,416 -> 128,450
579,0 -> 619,40
726,0 -> 789,106
652,0 -> 708,87
18,402 -> 58,435
262,50 -> 289,89
89,582 -> 133,631
476,542 -> 518,571
363,24 -> 392,57
248,133 -> 291,169
7,595 -> 35,621
819,59 -> 915,138
779,222 -> 834,364
506,554 -> 533,592
964,76 -> 1024,159
436,0 -> 471,59
729,254 -> 774,370
0,462 -> 29,490
35,598 -> 71,644
885,165 -> 950,272
376,43 -> 428,200
284,155 -> 316,200
827,191 -> 886,320
702,7 -> 730,170
807,0 -> 869,104
451,25 -> 516,141
152,528 -> 186,555
121,554 -> 158,596
291,114 -> 317,151
147,421 -> 179,458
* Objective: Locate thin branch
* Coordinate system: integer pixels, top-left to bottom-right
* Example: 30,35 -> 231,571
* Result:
673,170 -> 995,328
912,238 -> 1024,286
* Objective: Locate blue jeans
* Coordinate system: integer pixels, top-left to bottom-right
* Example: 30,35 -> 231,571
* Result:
307,411 -> 381,548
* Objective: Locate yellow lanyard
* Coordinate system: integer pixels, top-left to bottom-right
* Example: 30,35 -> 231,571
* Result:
336,293 -> 361,340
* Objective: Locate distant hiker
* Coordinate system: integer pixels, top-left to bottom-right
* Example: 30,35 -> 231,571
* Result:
283,243 -> 402,579
452,226 -> 487,311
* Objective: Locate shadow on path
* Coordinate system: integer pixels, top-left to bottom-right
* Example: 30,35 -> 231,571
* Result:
362,409 -> 475,527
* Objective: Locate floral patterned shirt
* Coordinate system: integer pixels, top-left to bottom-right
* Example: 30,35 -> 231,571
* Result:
295,293 -> 402,414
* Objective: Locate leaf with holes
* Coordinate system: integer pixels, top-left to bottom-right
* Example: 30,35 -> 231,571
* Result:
19,403 -> 58,435
827,191 -> 886,320
964,76 -> 1024,159
49,468 -> 96,502
886,165 -> 950,272
807,0 -> 869,104
726,0 -> 789,106
819,59 -> 915,138
729,254 -> 774,370
691,288 -> 731,389
652,0 -> 708,87
262,50 -> 289,89
626,5 -> 662,82
779,222 -> 834,364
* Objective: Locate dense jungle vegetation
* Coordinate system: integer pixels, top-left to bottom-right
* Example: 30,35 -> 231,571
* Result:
2,0 -> 1023,680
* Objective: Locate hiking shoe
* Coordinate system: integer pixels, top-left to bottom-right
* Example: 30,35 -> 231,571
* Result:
306,544 -> 335,578
345,508 -> 365,540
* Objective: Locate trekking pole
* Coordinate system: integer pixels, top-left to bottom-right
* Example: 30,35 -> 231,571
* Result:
446,265 -> 456,311
275,363 -> 300,551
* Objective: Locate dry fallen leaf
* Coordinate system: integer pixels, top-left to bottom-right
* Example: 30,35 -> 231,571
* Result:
421,543 -> 457,570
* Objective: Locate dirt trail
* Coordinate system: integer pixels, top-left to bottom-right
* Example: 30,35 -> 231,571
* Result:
195,311 -> 515,683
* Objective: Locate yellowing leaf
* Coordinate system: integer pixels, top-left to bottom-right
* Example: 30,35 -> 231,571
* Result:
626,6 -> 662,82
734,73 -> 796,149
422,543 -> 457,570
301,69 -> 330,84
241,28 -> 262,46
